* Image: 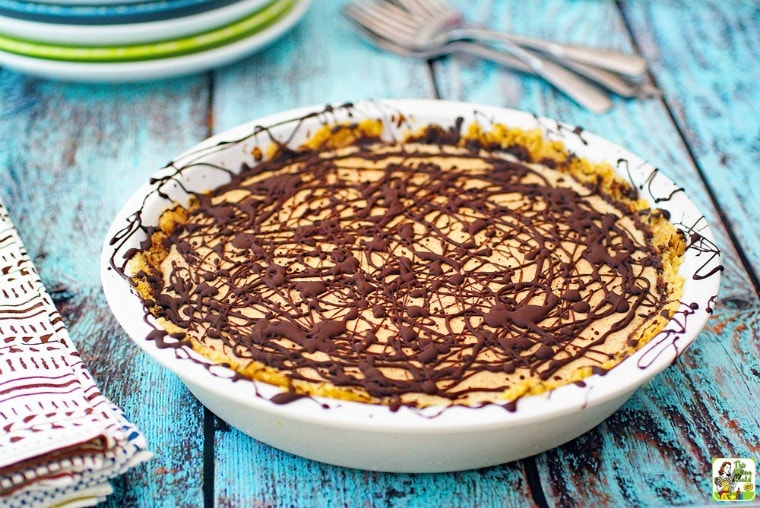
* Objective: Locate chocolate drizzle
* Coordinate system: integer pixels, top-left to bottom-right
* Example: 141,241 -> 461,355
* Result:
128,120 -> 687,409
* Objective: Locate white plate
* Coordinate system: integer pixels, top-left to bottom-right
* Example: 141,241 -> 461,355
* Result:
0,0 -> 309,82
101,99 -> 722,472
0,0 -> 274,45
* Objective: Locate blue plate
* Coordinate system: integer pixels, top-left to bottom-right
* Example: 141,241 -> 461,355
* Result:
19,0 -> 150,5
0,0 -> 242,24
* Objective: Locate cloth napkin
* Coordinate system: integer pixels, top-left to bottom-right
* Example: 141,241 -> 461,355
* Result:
0,198 -> 151,508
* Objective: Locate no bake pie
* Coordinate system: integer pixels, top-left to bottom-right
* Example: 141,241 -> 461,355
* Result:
127,118 -> 685,409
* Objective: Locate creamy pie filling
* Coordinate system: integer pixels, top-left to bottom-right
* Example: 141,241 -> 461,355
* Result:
129,121 -> 685,408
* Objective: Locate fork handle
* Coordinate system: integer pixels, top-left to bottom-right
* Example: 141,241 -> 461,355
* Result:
448,41 -> 533,73
507,34 -> 648,77
449,42 -> 612,112
545,57 -> 658,98
532,56 -> 614,113
452,41 -> 656,99
498,41 -> 613,113
452,28 -> 647,77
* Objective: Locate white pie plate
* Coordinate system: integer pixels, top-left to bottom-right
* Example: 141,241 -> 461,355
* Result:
101,99 -> 721,473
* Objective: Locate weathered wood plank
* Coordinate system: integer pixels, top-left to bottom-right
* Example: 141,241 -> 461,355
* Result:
538,304 -> 760,507
622,0 -> 760,288
214,423 -> 535,508
0,73 -> 212,507
212,1 -> 437,134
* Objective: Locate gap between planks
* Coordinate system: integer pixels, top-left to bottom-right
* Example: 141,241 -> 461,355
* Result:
617,0 -> 758,297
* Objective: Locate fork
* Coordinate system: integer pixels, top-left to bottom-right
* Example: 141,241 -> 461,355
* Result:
394,0 -> 648,77
347,18 -> 662,102
344,0 -> 614,113
347,4 -> 657,100
394,0 -> 659,98
345,7 -> 536,72
356,31 -> 536,74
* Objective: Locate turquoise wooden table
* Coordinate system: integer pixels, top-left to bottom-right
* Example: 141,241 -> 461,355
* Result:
1,0 -> 758,506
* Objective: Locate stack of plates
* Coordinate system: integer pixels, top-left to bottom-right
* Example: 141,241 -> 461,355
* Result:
0,0 -> 311,81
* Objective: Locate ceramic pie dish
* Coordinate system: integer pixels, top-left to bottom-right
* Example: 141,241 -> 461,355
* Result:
101,99 -> 721,472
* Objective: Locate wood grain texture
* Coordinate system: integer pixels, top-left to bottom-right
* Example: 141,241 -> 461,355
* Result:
0,0 -> 757,506
537,304 -> 760,507
212,1 -> 436,134
214,424 -> 534,508
622,0 -> 760,289
0,74 -> 213,507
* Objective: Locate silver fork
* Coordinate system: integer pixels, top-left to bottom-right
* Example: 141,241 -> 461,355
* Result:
344,0 -> 613,113
346,3 -> 657,99
395,0 -> 648,77
395,0 -> 658,98
344,5 -> 536,72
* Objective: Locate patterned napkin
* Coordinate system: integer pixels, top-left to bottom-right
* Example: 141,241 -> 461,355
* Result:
0,198 -> 151,508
